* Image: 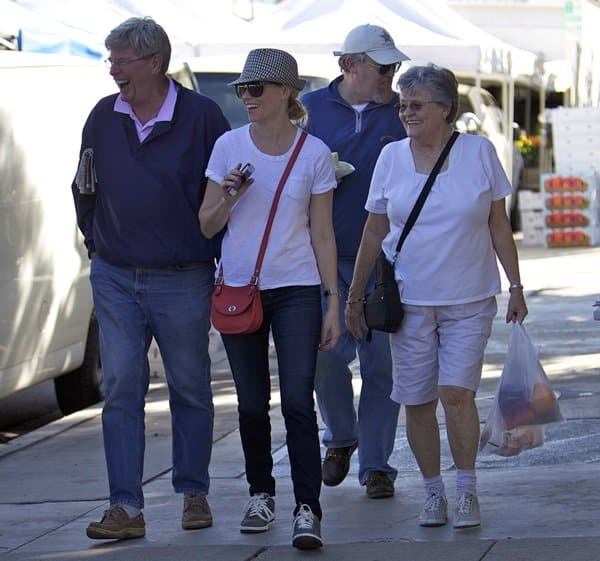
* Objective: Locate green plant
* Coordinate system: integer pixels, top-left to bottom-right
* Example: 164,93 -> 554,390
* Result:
516,135 -> 540,166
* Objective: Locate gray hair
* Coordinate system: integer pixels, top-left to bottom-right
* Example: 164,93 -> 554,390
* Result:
396,64 -> 459,124
338,53 -> 363,73
105,17 -> 171,74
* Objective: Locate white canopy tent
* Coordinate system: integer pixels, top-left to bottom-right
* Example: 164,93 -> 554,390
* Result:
239,0 -> 542,181
6,0 -> 542,180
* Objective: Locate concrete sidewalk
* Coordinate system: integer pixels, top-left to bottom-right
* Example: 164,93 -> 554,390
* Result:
1,245 -> 599,560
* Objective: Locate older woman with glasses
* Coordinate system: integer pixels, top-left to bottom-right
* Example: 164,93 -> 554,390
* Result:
346,64 -> 527,530
199,48 -> 339,550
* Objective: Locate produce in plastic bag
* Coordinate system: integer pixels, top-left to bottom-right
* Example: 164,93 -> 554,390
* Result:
480,323 -> 563,457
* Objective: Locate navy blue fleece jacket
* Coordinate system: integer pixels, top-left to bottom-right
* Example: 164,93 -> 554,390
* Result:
302,76 -> 406,259
72,84 -> 230,268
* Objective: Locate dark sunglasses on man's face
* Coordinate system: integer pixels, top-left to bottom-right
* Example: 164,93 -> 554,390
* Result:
235,81 -> 271,98
363,57 -> 402,76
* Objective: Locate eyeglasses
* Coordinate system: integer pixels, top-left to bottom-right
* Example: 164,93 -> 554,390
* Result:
397,100 -> 440,113
104,54 -> 154,68
362,56 -> 401,76
234,82 -> 276,98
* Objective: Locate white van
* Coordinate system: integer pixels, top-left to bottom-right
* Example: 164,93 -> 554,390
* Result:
0,52 -> 114,414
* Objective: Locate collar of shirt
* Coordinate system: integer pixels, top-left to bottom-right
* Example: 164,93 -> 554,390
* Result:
113,77 -> 177,142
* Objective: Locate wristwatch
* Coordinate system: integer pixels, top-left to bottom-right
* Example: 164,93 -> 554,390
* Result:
324,287 -> 340,297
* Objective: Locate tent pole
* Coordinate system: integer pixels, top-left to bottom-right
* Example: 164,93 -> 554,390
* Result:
475,72 -> 482,121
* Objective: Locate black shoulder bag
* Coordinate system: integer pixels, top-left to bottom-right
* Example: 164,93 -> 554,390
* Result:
363,131 -> 459,339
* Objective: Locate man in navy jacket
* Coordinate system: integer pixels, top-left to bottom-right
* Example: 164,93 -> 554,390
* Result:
302,24 -> 407,499
72,17 -> 229,540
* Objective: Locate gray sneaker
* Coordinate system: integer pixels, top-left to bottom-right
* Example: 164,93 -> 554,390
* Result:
454,492 -> 481,528
240,493 -> 275,533
418,493 -> 448,527
292,504 -> 323,550
182,494 -> 213,530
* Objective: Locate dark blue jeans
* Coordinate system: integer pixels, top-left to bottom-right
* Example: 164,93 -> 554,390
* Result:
221,285 -> 323,519
91,256 -> 214,508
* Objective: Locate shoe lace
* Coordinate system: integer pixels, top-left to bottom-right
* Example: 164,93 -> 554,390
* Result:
326,444 -> 356,459
368,472 -> 388,486
244,494 -> 274,522
456,493 -> 474,515
184,494 -> 208,513
424,493 -> 445,512
102,505 -> 126,522
294,504 -> 315,530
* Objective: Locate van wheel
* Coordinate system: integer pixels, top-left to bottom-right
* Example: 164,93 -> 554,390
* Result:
54,313 -> 102,415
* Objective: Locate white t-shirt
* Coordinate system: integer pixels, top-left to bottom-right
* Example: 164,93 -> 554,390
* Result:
366,132 -> 512,306
206,125 -> 337,289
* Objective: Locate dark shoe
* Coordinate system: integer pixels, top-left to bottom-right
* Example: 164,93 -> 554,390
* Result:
240,493 -> 275,533
321,443 -> 357,486
365,471 -> 395,499
182,494 -> 213,530
292,504 -> 323,550
86,505 -> 145,540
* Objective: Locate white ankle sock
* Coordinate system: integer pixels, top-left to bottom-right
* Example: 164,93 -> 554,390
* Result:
423,475 -> 445,497
456,469 -> 477,497
117,503 -> 141,518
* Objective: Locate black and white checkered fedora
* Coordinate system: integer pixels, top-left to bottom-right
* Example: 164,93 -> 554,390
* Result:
228,48 -> 306,90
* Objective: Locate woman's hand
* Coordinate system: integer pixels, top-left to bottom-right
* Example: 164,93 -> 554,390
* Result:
345,299 -> 366,340
199,165 -> 254,238
506,288 -> 528,324
221,163 -> 254,201
319,306 -> 340,351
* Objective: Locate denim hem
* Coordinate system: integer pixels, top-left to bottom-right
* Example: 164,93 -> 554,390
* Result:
359,469 -> 398,486
175,487 -> 209,496
110,498 -> 144,509
323,439 -> 358,449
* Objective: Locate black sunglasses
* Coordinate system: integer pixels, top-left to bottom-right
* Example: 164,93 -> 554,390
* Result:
363,57 -> 402,76
235,81 -> 274,98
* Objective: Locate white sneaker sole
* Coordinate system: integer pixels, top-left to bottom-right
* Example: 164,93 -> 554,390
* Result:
454,519 -> 480,529
240,520 -> 274,533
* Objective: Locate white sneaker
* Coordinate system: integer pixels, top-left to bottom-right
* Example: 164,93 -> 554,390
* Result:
240,493 -> 275,533
454,492 -> 480,528
419,493 -> 448,527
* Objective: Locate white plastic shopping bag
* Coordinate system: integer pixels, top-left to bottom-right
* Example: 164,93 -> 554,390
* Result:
480,323 -> 563,457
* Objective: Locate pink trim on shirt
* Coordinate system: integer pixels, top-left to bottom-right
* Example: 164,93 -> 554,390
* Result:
114,78 -> 177,142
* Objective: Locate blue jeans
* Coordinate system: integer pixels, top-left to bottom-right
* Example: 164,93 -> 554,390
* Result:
221,285 -> 322,519
315,259 -> 400,485
90,256 -> 215,509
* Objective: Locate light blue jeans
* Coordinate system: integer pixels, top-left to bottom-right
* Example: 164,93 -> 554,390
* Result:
90,256 -> 215,509
315,259 -> 400,485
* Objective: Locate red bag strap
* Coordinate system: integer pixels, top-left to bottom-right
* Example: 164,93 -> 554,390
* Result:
216,129 -> 308,287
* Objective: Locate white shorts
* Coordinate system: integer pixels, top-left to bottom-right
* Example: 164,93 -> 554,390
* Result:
389,297 -> 497,406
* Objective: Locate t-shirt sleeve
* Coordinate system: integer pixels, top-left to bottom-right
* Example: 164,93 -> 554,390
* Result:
310,138 -> 337,195
205,132 -> 229,184
365,144 -> 391,215
481,137 -> 512,201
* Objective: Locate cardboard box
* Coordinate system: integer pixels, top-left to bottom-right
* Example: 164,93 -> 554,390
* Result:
519,190 -> 543,211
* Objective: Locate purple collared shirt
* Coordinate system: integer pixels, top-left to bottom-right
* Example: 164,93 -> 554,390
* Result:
114,77 -> 177,142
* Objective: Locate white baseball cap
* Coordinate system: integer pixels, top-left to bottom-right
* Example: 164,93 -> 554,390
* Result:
333,24 -> 410,65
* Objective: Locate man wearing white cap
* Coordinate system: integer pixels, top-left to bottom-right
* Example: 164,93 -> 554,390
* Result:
302,24 -> 408,499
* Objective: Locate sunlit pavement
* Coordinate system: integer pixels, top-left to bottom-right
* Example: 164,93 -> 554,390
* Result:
0,243 -> 599,561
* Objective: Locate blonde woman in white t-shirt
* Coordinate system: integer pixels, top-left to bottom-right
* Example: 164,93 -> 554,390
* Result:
199,48 -> 339,551
346,64 -> 527,531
